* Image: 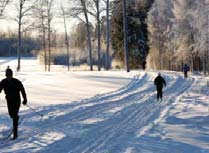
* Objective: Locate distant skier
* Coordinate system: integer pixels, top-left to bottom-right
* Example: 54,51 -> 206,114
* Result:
183,63 -> 190,78
154,73 -> 166,101
0,68 -> 27,140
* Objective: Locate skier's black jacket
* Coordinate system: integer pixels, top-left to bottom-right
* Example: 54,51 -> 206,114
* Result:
0,78 -> 26,101
0,78 -> 27,105
154,75 -> 166,90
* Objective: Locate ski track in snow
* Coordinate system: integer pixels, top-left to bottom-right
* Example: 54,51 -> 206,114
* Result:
0,58 -> 209,153
1,74 -> 194,152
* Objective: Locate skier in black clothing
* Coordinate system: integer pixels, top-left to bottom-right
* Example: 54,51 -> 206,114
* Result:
154,73 -> 166,101
183,63 -> 189,78
0,68 -> 27,140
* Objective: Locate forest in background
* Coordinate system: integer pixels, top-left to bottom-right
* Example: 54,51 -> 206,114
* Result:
148,0 -> 209,73
0,0 -> 208,73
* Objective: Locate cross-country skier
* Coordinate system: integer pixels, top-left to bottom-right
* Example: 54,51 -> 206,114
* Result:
0,68 -> 27,140
183,63 -> 190,78
154,73 -> 166,101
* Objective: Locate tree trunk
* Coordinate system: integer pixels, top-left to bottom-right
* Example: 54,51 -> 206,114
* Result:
122,0 -> 130,72
17,18 -> 22,71
105,0 -> 110,70
63,8 -> 70,71
81,0 -> 93,71
17,1 -> 23,71
41,17 -> 47,71
48,21 -> 51,72
96,0 -> 101,71
86,20 -> 93,71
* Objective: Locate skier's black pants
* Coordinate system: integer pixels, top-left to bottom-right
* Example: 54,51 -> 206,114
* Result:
7,99 -> 20,137
156,88 -> 163,100
184,72 -> 188,78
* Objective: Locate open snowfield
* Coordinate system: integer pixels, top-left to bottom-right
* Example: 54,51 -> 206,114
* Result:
0,57 -> 209,153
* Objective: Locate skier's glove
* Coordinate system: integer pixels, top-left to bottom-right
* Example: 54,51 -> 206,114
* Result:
22,99 -> 27,105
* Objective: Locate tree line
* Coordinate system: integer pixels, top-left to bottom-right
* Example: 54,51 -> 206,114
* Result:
1,0 -> 208,74
0,0 -> 155,72
147,0 -> 209,74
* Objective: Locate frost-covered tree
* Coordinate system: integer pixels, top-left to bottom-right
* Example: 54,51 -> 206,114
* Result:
147,0 -> 173,69
147,0 -> 209,72
193,0 -> 209,73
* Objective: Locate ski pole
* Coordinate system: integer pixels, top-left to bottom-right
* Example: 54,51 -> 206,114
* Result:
25,104 -> 44,117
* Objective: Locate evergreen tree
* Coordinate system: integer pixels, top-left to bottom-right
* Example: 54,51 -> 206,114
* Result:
111,0 -> 154,69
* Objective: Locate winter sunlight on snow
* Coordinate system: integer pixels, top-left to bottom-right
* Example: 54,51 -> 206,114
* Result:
0,58 -> 209,153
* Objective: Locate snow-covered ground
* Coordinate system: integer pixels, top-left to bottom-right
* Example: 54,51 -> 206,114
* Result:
0,57 -> 209,153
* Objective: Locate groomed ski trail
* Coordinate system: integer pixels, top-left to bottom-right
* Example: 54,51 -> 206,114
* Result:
0,72 -> 195,153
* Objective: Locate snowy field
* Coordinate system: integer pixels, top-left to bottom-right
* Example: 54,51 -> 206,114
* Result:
0,57 -> 209,153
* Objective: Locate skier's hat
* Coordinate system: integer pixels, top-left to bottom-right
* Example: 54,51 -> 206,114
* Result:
6,68 -> 13,77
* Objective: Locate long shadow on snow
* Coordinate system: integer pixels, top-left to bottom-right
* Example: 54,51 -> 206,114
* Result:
20,74 -> 148,123
39,76 -> 191,153
166,115 -> 209,128
0,74 -> 148,140
130,135 -> 207,153
20,74 -> 150,129
36,77 -> 178,152
40,75 -> 199,153
72,74 -> 132,84
0,73 -> 151,152
1,73 -> 195,152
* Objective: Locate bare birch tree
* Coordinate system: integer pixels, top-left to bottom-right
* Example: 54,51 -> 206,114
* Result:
33,0 -> 47,71
95,0 -> 101,71
60,2 -> 70,71
105,0 -> 110,70
33,0 -> 54,72
68,0 -> 93,71
85,0 -> 107,71
14,0 -> 36,71
89,0 -> 103,71
45,0 -> 54,72
0,0 -> 10,17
